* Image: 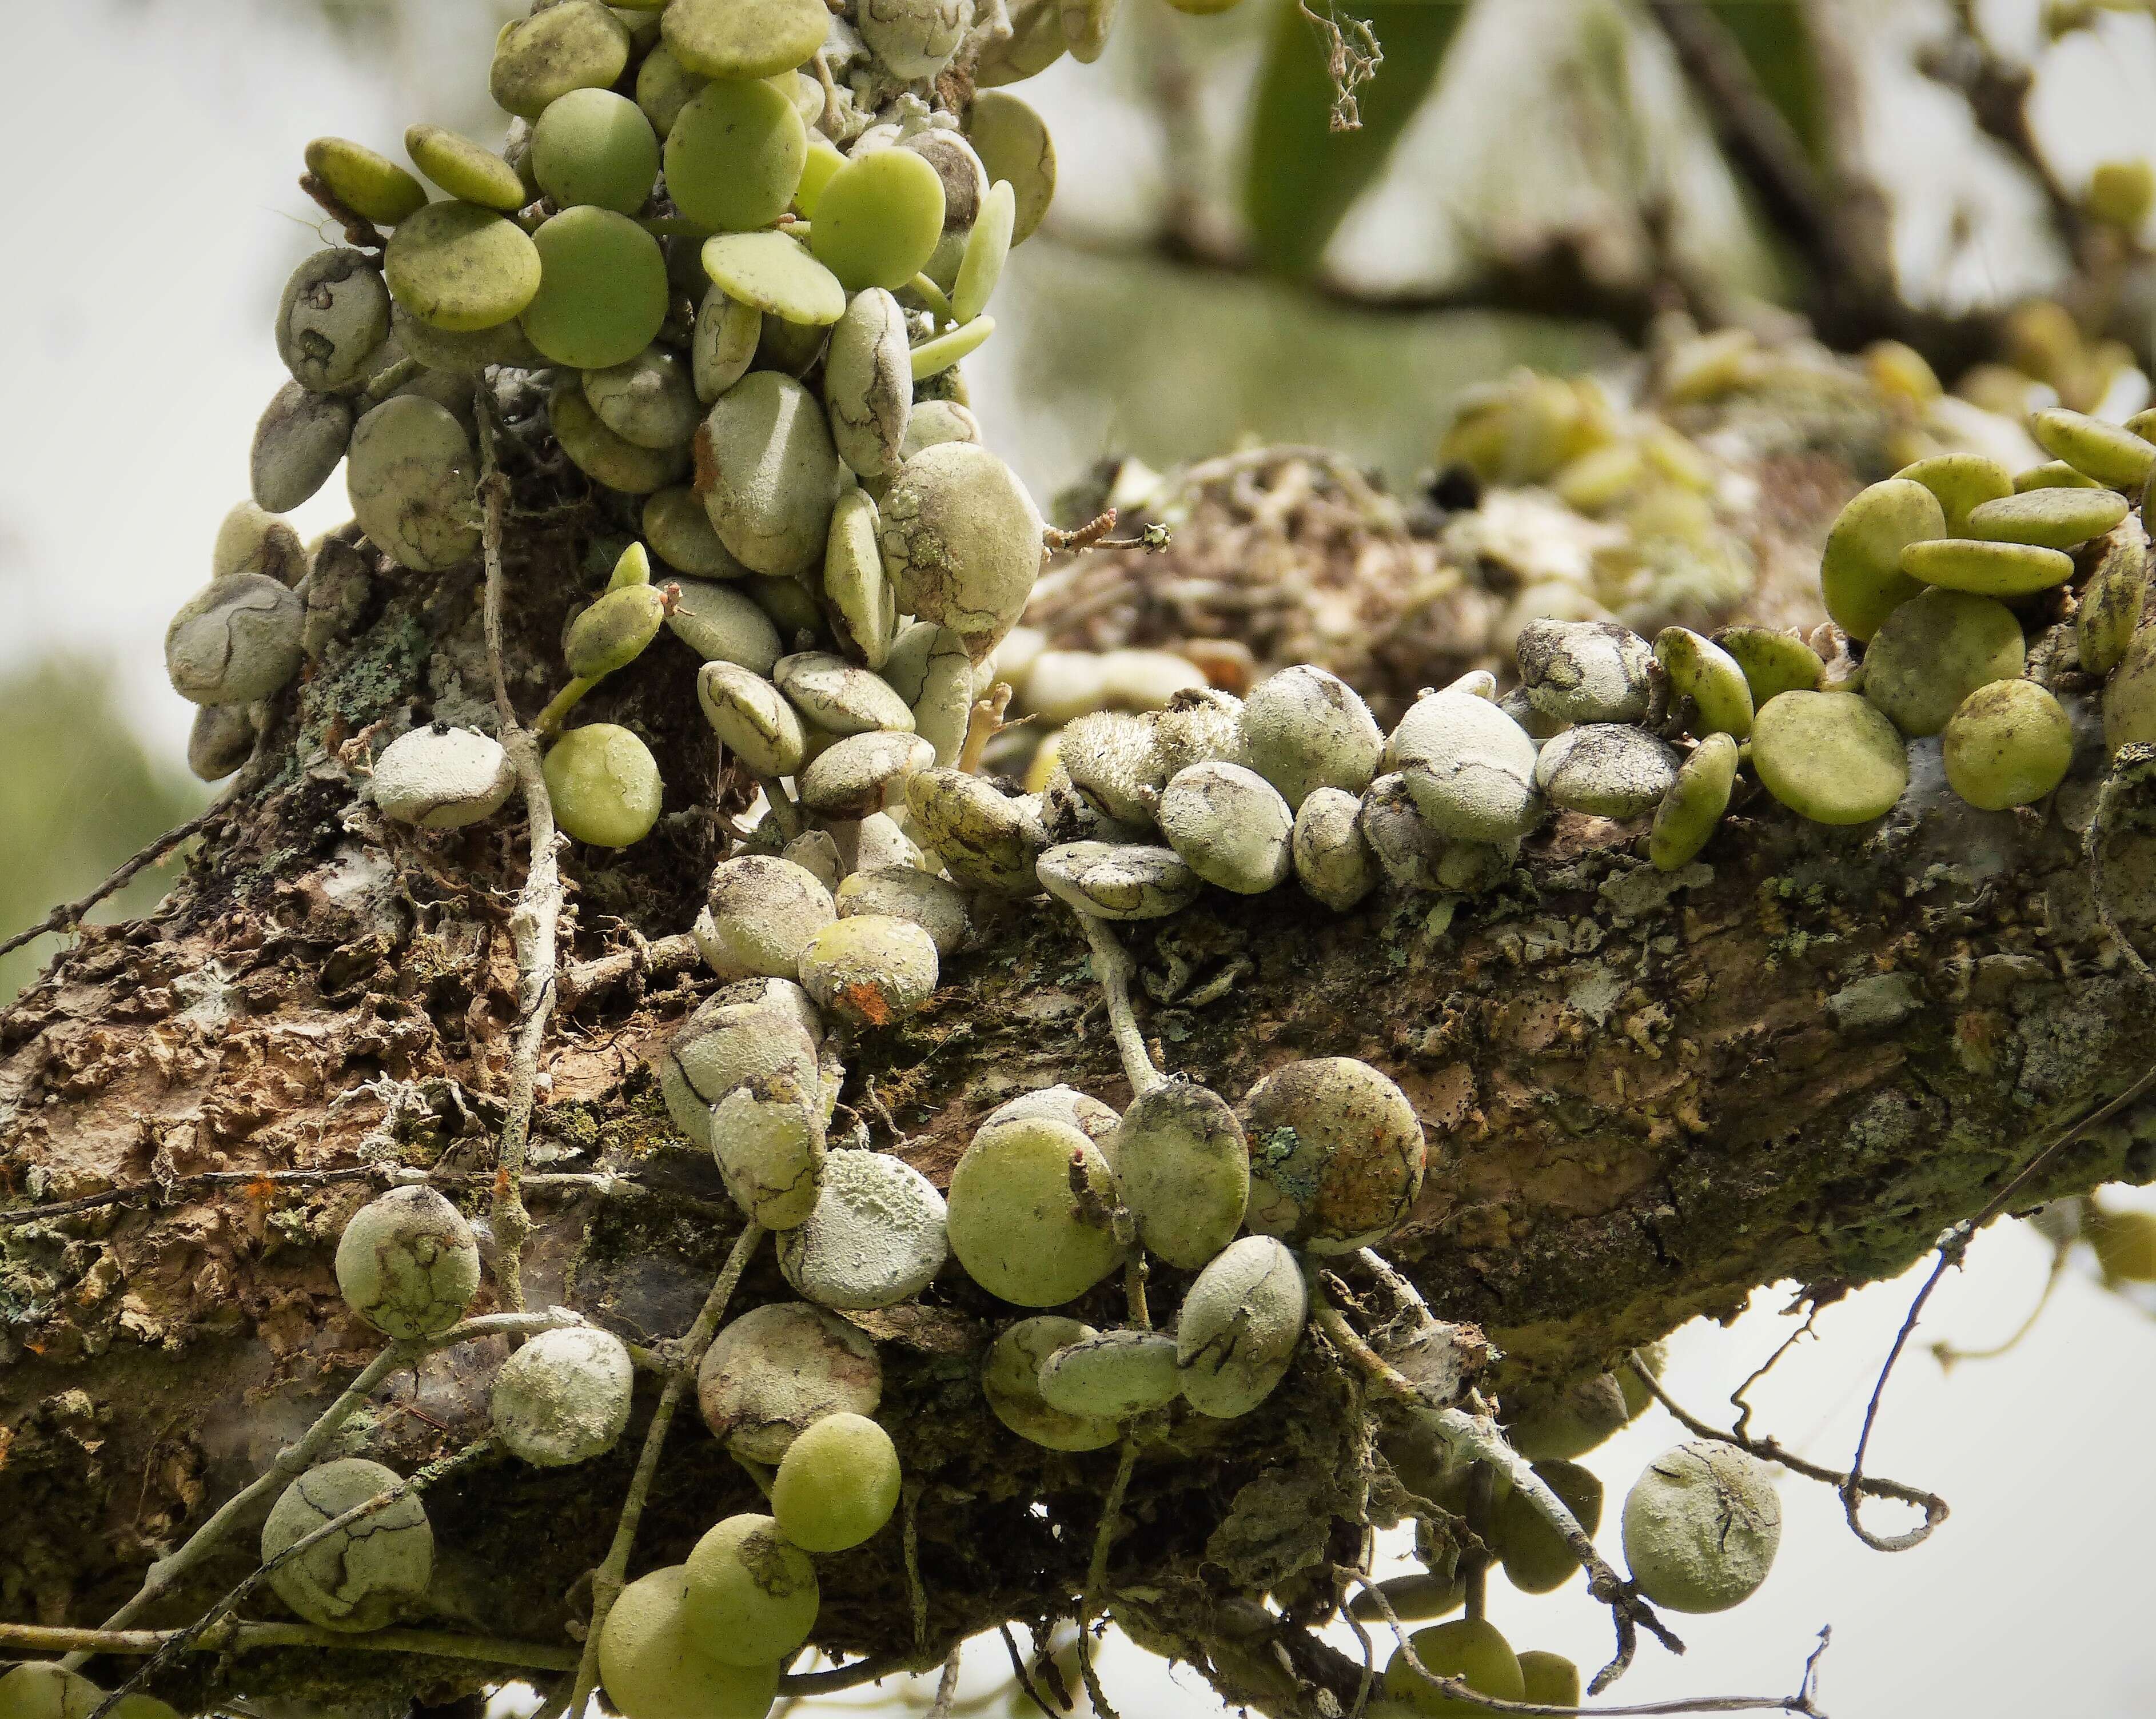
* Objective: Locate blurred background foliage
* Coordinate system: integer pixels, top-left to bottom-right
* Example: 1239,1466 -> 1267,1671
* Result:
0,661 -> 205,1002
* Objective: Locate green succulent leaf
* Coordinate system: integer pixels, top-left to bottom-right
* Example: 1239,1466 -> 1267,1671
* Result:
1244,0 -> 1469,280
1700,0 -> 1826,168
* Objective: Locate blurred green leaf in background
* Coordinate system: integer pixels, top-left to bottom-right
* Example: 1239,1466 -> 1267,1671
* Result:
0,660 -> 208,1004
1244,0 -> 1468,277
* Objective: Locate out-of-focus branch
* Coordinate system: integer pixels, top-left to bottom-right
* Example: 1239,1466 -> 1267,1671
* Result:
1916,1 -> 2091,266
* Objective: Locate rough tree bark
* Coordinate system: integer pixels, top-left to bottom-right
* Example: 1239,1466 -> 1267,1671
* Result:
4,384 -> 2153,1719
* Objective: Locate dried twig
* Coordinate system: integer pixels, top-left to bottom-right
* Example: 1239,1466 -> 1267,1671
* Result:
999,1623 -> 1058,1719
929,1645 -> 966,1719
0,1620 -> 576,1673
0,1164 -> 645,1232
1619,1352 -> 1947,1553
0,799 -> 233,961
557,930 -> 702,1009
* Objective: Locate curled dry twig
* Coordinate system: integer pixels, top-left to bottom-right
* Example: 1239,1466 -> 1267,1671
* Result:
1619,1353 -> 1948,1556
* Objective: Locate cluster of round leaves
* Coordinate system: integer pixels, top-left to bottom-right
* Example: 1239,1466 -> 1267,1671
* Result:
1811,407 -> 2155,819
183,0 -> 1071,822
968,404 -> 2149,901
306,1183 -> 903,1719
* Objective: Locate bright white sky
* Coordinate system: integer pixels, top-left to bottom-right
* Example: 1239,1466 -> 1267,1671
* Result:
5,3 -> 2156,1716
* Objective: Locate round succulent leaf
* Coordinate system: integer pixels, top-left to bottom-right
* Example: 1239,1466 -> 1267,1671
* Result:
1899,536 -> 2077,597
664,0 -> 832,79
1819,478 -> 1940,641
489,2 -> 633,118
523,206 -> 668,369
597,1565 -> 783,1719
260,1458 -> 433,1633
696,1301 -> 880,1463
946,1115 -> 1122,1306
543,723 -> 663,847
491,1325 -> 636,1467
1110,1079 -> 1249,1269
1749,691 -> 1908,825
550,380 -> 690,493
1621,1442 -> 1782,1614
278,249 -> 393,391
983,1316 -> 1120,1450
385,201 -> 544,332
778,1147 -> 949,1308
683,1515 -> 819,1664
1942,679 -> 2074,810
810,147 -> 947,292
665,79 -> 807,233
1894,453 -> 2013,535
1176,1234 -> 1306,1418
405,123 -> 527,210
966,92 -> 1056,242
1647,732 -> 1738,872
305,136 -> 428,225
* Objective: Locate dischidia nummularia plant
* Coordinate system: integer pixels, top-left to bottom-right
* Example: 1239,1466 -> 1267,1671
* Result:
11,1 -> 2156,1717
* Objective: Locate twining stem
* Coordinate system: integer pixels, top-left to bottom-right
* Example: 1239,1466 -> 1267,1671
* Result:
1351,1576 -> 1828,1719
555,1222 -> 766,1719
477,393 -> 561,1315
75,1309 -> 578,1664
87,1441 -> 500,1719
1074,912 -> 1165,1098
1306,1286 -> 1676,1693
0,1621 -> 576,1674
1619,1352 -> 1947,1552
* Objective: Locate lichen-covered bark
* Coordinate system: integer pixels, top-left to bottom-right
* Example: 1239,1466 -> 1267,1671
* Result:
4,401 -> 2151,1716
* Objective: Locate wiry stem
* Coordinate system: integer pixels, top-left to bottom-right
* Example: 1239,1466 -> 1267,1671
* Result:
75,1309 -> 577,1662
1619,1352 -> 1948,1552
87,1441 -> 500,1719
0,792 -> 241,961
1074,1433 -> 1142,1719
0,1621 -> 576,1673
1351,1576 -> 1829,1718
556,1223 -> 764,1719
1306,1286 -> 1677,1693
1074,912 -> 1165,1097
477,392 -> 561,1314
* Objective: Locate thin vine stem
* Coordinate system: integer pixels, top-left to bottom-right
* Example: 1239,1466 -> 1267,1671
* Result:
74,1309 -> 578,1664
86,1441 -> 500,1719
555,1222 -> 765,1719
476,389 -> 561,1314
1074,911 -> 1165,1097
